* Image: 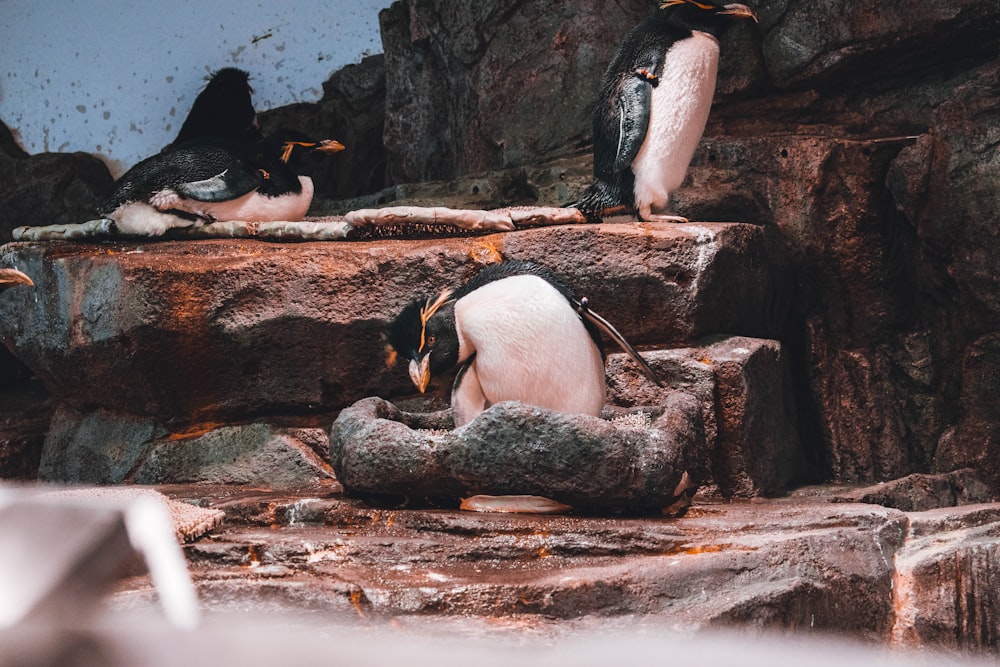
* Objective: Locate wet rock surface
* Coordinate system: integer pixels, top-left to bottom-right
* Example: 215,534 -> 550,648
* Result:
101,484 -> 1000,653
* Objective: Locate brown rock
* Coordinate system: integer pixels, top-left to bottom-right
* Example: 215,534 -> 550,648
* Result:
607,338 -> 805,498
831,469 -> 997,512
893,505 -> 1000,652
0,120 -> 114,244
0,223 -> 786,426
378,1 -> 759,183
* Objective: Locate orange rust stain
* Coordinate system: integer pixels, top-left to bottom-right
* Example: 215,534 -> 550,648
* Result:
664,543 -> 755,556
245,544 -> 262,567
469,238 -> 504,264
697,357 -> 713,365
349,589 -> 366,617
165,423 -> 225,441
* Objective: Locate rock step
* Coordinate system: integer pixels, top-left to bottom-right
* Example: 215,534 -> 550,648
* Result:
109,485 -> 1000,653
35,336 -> 802,499
0,221 -> 789,426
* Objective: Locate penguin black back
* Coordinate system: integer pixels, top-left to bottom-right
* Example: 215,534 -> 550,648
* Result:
170,67 -> 261,147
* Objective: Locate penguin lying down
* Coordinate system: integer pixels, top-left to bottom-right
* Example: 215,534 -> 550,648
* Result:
14,130 -> 345,241
367,260 -> 696,515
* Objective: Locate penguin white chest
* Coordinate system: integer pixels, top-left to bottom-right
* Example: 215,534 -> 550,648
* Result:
176,176 -> 315,224
631,31 -> 719,214
452,275 -> 606,426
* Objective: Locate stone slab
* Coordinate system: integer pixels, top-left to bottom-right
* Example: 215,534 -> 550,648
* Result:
0,222 -> 788,425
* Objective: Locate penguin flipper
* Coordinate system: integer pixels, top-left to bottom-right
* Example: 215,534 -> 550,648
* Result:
574,298 -> 662,386
613,73 -> 654,172
452,354 -> 491,428
174,164 -> 265,203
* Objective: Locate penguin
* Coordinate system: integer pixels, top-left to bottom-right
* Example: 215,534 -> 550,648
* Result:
98,130 -> 345,236
0,268 -> 33,293
169,67 -> 262,148
387,260 -> 661,428
571,0 -> 757,222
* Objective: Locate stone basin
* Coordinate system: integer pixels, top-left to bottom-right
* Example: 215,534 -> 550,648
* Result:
329,395 -> 702,512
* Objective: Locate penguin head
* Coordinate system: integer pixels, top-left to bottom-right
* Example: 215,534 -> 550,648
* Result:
0,268 -> 34,293
657,0 -> 758,34
256,129 -> 346,175
386,289 -> 459,393
172,67 -> 262,146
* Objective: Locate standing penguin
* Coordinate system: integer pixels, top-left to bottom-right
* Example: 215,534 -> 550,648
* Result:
387,260 -> 660,428
169,67 -> 262,148
571,0 -> 757,222
99,130 -> 345,236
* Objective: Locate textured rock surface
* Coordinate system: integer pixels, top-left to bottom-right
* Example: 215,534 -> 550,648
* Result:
330,395 -> 703,511
37,405 -> 333,489
0,120 -> 114,244
99,484 -> 1000,653
378,0 -> 758,183
0,222 -> 786,426
364,0 -> 1000,495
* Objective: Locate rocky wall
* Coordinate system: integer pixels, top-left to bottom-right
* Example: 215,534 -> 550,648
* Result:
371,0 -> 1000,489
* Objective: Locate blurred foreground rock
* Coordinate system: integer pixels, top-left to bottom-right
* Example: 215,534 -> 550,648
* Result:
93,484 -> 1000,655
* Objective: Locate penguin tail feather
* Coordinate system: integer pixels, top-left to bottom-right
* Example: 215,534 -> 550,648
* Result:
574,298 -> 663,387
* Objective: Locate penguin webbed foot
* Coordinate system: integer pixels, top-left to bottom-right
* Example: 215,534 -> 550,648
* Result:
460,494 -> 573,515
638,204 -> 688,224
642,214 -> 689,224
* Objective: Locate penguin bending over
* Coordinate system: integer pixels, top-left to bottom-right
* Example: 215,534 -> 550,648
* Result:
0,269 -> 33,293
387,260 -> 660,428
169,67 -> 262,148
99,130 -> 345,236
571,0 -> 757,222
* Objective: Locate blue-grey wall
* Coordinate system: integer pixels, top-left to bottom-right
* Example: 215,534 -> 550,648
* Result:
0,0 -> 393,176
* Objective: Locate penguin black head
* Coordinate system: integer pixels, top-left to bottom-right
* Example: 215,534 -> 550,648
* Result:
257,129 -> 346,173
0,268 -> 33,293
386,289 -> 459,393
657,0 -> 758,34
172,67 -> 262,146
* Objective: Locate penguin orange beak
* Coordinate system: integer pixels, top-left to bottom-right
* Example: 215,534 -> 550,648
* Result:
408,356 -> 432,394
316,139 -> 346,154
720,3 -> 758,22
280,139 -> 346,163
0,268 -> 33,291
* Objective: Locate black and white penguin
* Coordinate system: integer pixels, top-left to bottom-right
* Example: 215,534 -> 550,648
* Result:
169,67 -> 262,148
571,0 -> 757,222
98,130 -> 345,236
387,260 -> 660,428
0,268 -> 33,293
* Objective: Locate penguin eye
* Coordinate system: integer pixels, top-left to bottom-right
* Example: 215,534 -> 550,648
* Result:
426,335 -> 437,348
